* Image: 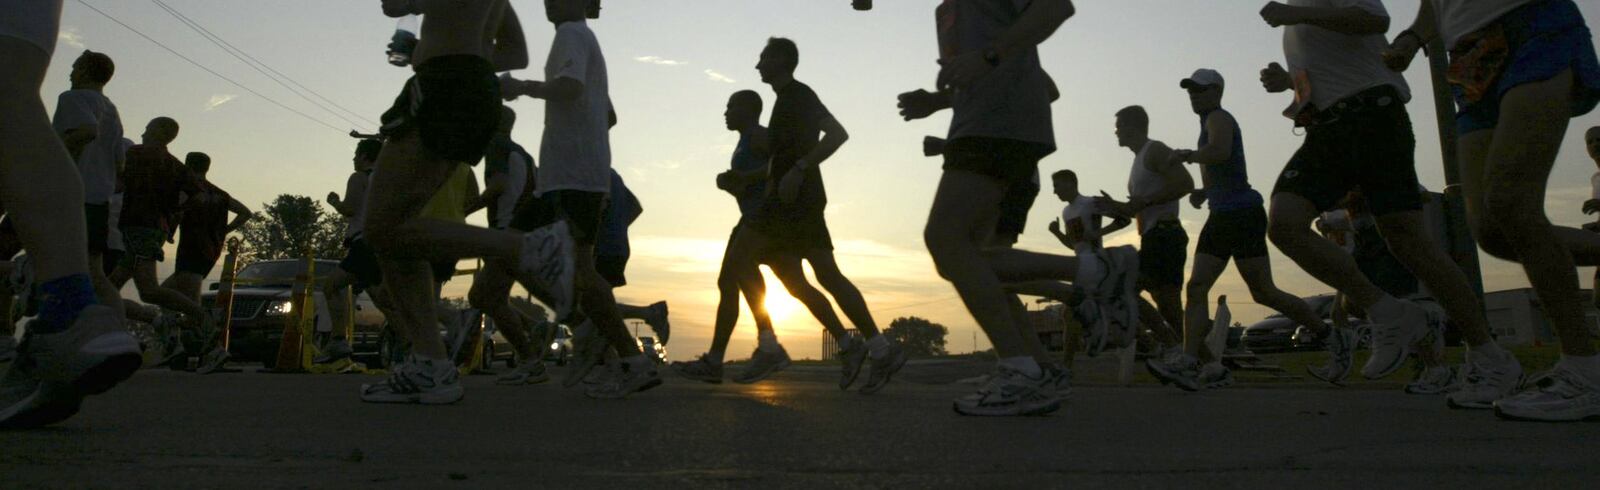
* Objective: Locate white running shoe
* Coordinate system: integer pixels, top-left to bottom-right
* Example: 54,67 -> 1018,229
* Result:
1447,348 -> 1524,410
496,357 -> 550,385
1493,365 -> 1600,422
1074,296 -> 1110,358
1361,299 -> 1429,379
1406,365 -> 1460,395
1197,362 -> 1234,389
360,355 -> 463,405
0,305 -> 142,429
1308,328 -> 1359,386
561,321 -> 605,388
516,221 -> 576,320
585,360 -> 662,399
952,365 -> 1061,417
1145,351 -> 1201,392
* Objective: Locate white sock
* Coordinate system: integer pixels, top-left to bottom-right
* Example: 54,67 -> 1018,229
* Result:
757,330 -> 781,352
999,356 -> 1042,378
866,335 -> 890,359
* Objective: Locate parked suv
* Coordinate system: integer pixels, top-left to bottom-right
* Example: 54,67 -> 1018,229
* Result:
201,259 -> 386,367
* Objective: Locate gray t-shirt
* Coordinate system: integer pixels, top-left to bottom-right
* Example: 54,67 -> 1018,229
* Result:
1282,0 -> 1410,111
938,0 -> 1055,148
538,20 -> 612,196
52,89 -> 124,205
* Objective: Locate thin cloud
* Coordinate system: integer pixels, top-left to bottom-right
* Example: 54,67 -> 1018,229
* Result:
634,55 -> 687,66
58,27 -> 87,50
704,69 -> 736,84
204,94 -> 238,111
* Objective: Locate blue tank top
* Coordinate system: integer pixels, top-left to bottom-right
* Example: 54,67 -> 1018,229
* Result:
1198,109 -> 1262,211
730,133 -> 768,215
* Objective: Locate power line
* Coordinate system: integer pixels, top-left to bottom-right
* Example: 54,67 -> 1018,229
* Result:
73,0 -> 347,134
149,0 -> 377,130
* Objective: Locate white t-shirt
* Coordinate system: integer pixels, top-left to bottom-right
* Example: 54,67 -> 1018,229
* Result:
537,21 -> 612,196
0,0 -> 62,54
1061,195 -> 1102,250
1283,0 -> 1411,110
1435,0 -> 1537,50
1590,172 -> 1600,200
1128,141 -> 1180,234
52,90 -> 124,205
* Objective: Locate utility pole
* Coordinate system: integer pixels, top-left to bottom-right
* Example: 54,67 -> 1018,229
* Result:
1425,37 -> 1486,299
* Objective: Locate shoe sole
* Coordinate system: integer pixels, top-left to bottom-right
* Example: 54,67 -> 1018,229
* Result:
1306,367 -> 1349,387
952,398 -> 1063,417
1493,405 -> 1600,422
1446,397 -> 1494,410
496,374 -> 551,385
733,359 -> 791,384
1146,363 -> 1200,392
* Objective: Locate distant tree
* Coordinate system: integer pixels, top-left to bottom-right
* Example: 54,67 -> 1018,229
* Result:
237,194 -> 347,264
884,316 -> 949,358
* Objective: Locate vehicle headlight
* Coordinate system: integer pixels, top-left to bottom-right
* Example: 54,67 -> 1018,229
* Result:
550,342 -> 561,351
264,300 -> 294,316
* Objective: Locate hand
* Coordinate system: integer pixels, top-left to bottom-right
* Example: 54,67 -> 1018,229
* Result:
716,171 -> 737,192
778,165 -> 806,204
923,136 -> 947,157
326,191 -> 341,206
898,89 -> 943,121
381,0 -> 419,17
1585,199 -> 1600,215
1047,219 -> 1062,237
1094,191 -> 1134,219
1189,190 -> 1208,209
1169,149 -> 1195,166
1260,62 -> 1292,93
936,51 -> 994,91
1259,1 -> 1300,27
1382,34 -> 1423,72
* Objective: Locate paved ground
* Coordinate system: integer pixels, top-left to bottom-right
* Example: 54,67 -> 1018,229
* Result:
3,360 -> 1598,489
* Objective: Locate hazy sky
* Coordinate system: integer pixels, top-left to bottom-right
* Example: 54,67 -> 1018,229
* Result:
42,0 -> 1600,360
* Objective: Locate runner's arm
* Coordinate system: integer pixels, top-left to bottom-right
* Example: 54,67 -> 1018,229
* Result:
1382,0 -> 1437,72
490,3 -> 530,71
1260,2 -> 1389,35
331,173 -> 367,217
1179,112 -> 1236,166
1100,216 -> 1132,236
1129,142 -> 1196,213
473,172 -> 507,215
61,126 -> 97,160
226,197 -> 254,233
798,114 -> 848,169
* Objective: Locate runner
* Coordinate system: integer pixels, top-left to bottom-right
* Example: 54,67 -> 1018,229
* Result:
359,0 -> 575,405
163,152 -> 252,302
51,50 -> 125,316
498,0 -> 657,399
0,0 -> 143,428
1094,105 -> 1194,363
1048,169 -> 1131,356
673,90 -> 781,384
1385,0 -> 1600,421
316,139 -> 385,364
713,37 -> 907,393
899,0 -> 1136,415
1143,69 -> 1323,392
466,107 -> 549,385
593,169 -> 670,345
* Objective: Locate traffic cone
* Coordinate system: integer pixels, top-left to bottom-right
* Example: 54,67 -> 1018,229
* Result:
269,252 -> 315,373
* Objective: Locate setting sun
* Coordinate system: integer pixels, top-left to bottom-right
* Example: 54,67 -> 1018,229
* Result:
759,267 -> 804,323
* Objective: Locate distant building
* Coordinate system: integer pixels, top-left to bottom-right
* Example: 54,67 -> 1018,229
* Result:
820,329 -> 860,361
1484,288 -> 1600,346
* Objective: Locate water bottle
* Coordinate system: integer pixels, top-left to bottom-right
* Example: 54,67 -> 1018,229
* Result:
386,15 -> 420,67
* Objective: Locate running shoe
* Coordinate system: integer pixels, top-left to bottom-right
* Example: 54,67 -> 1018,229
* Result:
645,301 -> 670,345
496,357 -> 550,385
952,365 -> 1061,417
1074,297 -> 1110,358
671,354 -> 724,384
0,335 -> 15,364
360,355 -> 463,405
1042,362 -> 1073,397
0,305 -> 142,429
1197,362 -> 1234,389
837,337 -> 868,390
1406,365 -> 1460,395
1361,299 -> 1429,379
1146,351 -> 1201,392
314,339 -> 355,365
1308,328 -> 1359,386
195,346 -> 232,375
859,342 -> 907,394
1494,365 -> 1600,422
733,345 -> 792,384
585,360 -> 663,399
1145,345 -> 1184,385
561,321 -> 605,388
1447,348 -> 1524,410
515,221 -> 577,320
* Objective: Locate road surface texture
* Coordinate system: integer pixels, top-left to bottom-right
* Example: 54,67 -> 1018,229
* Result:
3,360 -> 1597,488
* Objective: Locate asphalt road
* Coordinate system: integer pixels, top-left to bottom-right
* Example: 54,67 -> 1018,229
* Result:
3,361 -> 1597,489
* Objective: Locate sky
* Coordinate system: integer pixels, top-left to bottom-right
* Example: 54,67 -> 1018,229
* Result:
40,0 -> 1600,361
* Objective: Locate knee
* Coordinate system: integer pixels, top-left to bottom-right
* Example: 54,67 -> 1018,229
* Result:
1247,287 -> 1280,306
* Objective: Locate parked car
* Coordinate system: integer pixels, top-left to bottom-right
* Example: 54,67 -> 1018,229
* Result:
545,323 -> 573,365
1241,294 -> 1369,353
200,259 -> 386,367
639,336 -> 665,364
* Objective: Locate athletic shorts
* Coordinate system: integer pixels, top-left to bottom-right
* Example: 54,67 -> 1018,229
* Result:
942,137 -> 1053,187
119,226 -> 167,267
596,254 -> 628,287
548,190 -> 607,247
745,200 -> 833,256
1196,206 -> 1269,261
379,55 -> 500,164
339,237 -> 383,289
1271,86 -> 1423,217
996,174 -> 1041,240
0,0 -> 62,55
85,203 -> 112,255
1448,0 -> 1600,134
175,252 -> 220,277
1138,221 -> 1188,290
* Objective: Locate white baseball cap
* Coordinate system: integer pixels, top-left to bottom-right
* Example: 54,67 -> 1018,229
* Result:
1180,68 -> 1225,90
